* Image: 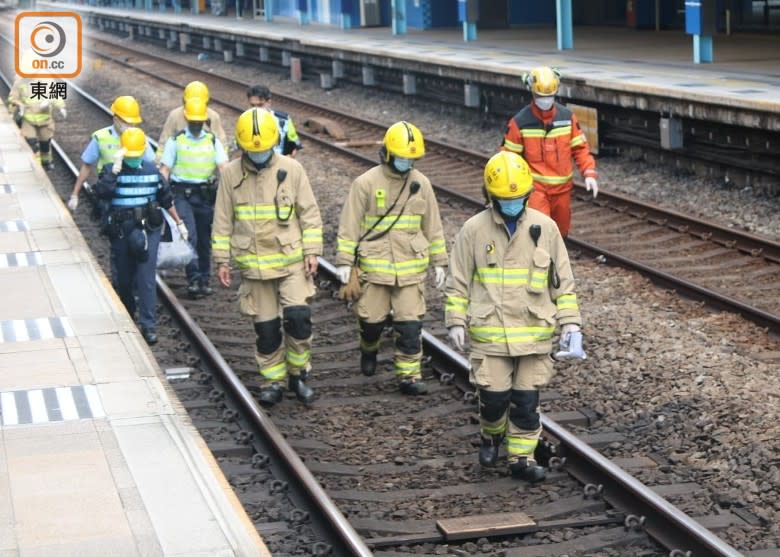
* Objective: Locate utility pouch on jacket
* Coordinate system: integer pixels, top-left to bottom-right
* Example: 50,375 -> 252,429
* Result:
145,202 -> 163,230
102,213 -> 121,239
528,248 -> 551,294
200,182 -> 218,205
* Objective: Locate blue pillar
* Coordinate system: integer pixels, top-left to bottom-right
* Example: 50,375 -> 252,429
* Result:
341,12 -> 352,28
340,0 -> 353,28
297,0 -> 308,24
692,34 -> 713,63
145,0 -> 151,10
391,0 -> 406,35
556,0 -> 573,50
462,21 -> 476,41
265,0 -> 273,21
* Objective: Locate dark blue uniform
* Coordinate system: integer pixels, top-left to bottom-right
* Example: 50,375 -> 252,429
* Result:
95,160 -> 174,337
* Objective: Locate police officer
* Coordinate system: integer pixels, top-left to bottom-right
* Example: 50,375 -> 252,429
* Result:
445,151 -> 585,482
160,98 -> 228,297
8,76 -> 66,171
211,108 -> 322,407
158,81 -> 228,161
502,66 -> 598,237
68,96 -> 155,212
94,128 -> 187,345
335,121 -> 447,395
246,85 -> 302,157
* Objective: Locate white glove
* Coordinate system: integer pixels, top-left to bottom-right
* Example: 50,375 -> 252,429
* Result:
111,148 -> 126,175
67,194 -> 78,211
336,265 -> 351,285
58,108 -> 67,119
176,221 -> 189,243
434,266 -> 446,289
555,324 -> 586,360
448,325 -> 465,351
585,177 -> 598,199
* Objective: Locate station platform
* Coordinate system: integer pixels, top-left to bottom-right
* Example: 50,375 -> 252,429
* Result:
47,2 -> 780,128
0,104 -> 268,556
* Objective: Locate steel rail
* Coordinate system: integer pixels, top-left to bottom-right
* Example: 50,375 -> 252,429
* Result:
0,62 -> 375,557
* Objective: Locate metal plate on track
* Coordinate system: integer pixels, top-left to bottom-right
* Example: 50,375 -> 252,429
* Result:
437,511 -> 536,540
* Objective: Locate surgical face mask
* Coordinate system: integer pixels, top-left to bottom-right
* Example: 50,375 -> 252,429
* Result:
247,150 -> 273,165
497,197 -> 527,218
188,122 -> 204,136
534,96 -> 555,111
125,157 -> 143,169
393,157 -> 414,173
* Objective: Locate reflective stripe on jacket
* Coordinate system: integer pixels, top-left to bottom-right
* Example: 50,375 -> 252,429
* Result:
502,103 -> 596,194
445,206 -> 581,356
273,110 -> 302,155
93,127 -> 120,173
211,154 -> 322,280
171,131 -> 217,182
8,78 -> 63,125
336,164 -> 447,287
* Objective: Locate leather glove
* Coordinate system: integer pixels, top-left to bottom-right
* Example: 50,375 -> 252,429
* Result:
585,177 -> 599,199
111,148 -> 126,175
555,324 -> 586,360
336,265 -> 351,285
58,108 -> 67,119
448,325 -> 465,351
176,221 -> 189,242
434,266 -> 446,289
67,194 -> 78,211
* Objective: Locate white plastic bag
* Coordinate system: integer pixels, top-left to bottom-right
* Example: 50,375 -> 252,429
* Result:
157,210 -> 196,270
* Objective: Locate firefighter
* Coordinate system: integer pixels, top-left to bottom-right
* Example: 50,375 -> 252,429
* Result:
8,76 -> 66,171
246,85 -> 302,157
501,66 -> 598,237
445,151 -> 585,482
93,128 -> 187,345
211,108 -> 322,407
68,96 -> 155,212
335,121 -> 447,396
158,81 -> 228,161
160,97 -> 228,297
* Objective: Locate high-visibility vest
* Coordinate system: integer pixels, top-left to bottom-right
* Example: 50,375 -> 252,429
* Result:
170,130 -> 217,183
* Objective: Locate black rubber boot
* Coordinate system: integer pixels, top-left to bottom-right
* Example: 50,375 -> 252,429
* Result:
200,282 -> 214,296
509,457 -> 546,482
187,280 -> 201,298
360,351 -> 377,376
141,328 -> 158,345
288,372 -> 315,403
257,383 -> 283,407
399,378 -> 428,396
478,434 -> 503,467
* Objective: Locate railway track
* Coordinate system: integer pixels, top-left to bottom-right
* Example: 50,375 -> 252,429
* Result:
69,33 -> 780,332
0,53 -> 755,555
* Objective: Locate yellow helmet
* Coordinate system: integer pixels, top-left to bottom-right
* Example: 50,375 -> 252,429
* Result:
235,108 -> 279,152
382,121 -> 425,161
120,127 -> 147,158
524,66 -> 560,97
110,96 -> 142,124
183,81 -> 210,104
183,98 -> 208,122
484,151 -> 533,199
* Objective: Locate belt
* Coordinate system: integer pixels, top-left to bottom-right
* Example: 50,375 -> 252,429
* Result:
110,206 -> 145,223
171,181 -> 209,189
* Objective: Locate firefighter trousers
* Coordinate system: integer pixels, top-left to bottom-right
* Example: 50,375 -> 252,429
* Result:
355,281 -> 425,381
238,264 -> 315,386
470,353 -> 554,463
528,187 -> 572,237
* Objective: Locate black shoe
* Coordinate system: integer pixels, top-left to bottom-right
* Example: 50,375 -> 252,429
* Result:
360,351 -> 377,376
479,434 -> 503,467
288,372 -> 315,403
141,328 -> 158,345
399,378 -> 428,396
257,384 -> 283,407
187,281 -> 201,298
509,457 -> 546,482
200,283 -> 214,296
42,161 -> 54,171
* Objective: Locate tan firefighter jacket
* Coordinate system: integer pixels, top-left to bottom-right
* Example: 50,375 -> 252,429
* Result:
211,154 -> 322,280
8,78 -> 63,126
157,106 -> 228,159
336,164 -> 447,287
445,205 -> 581,357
